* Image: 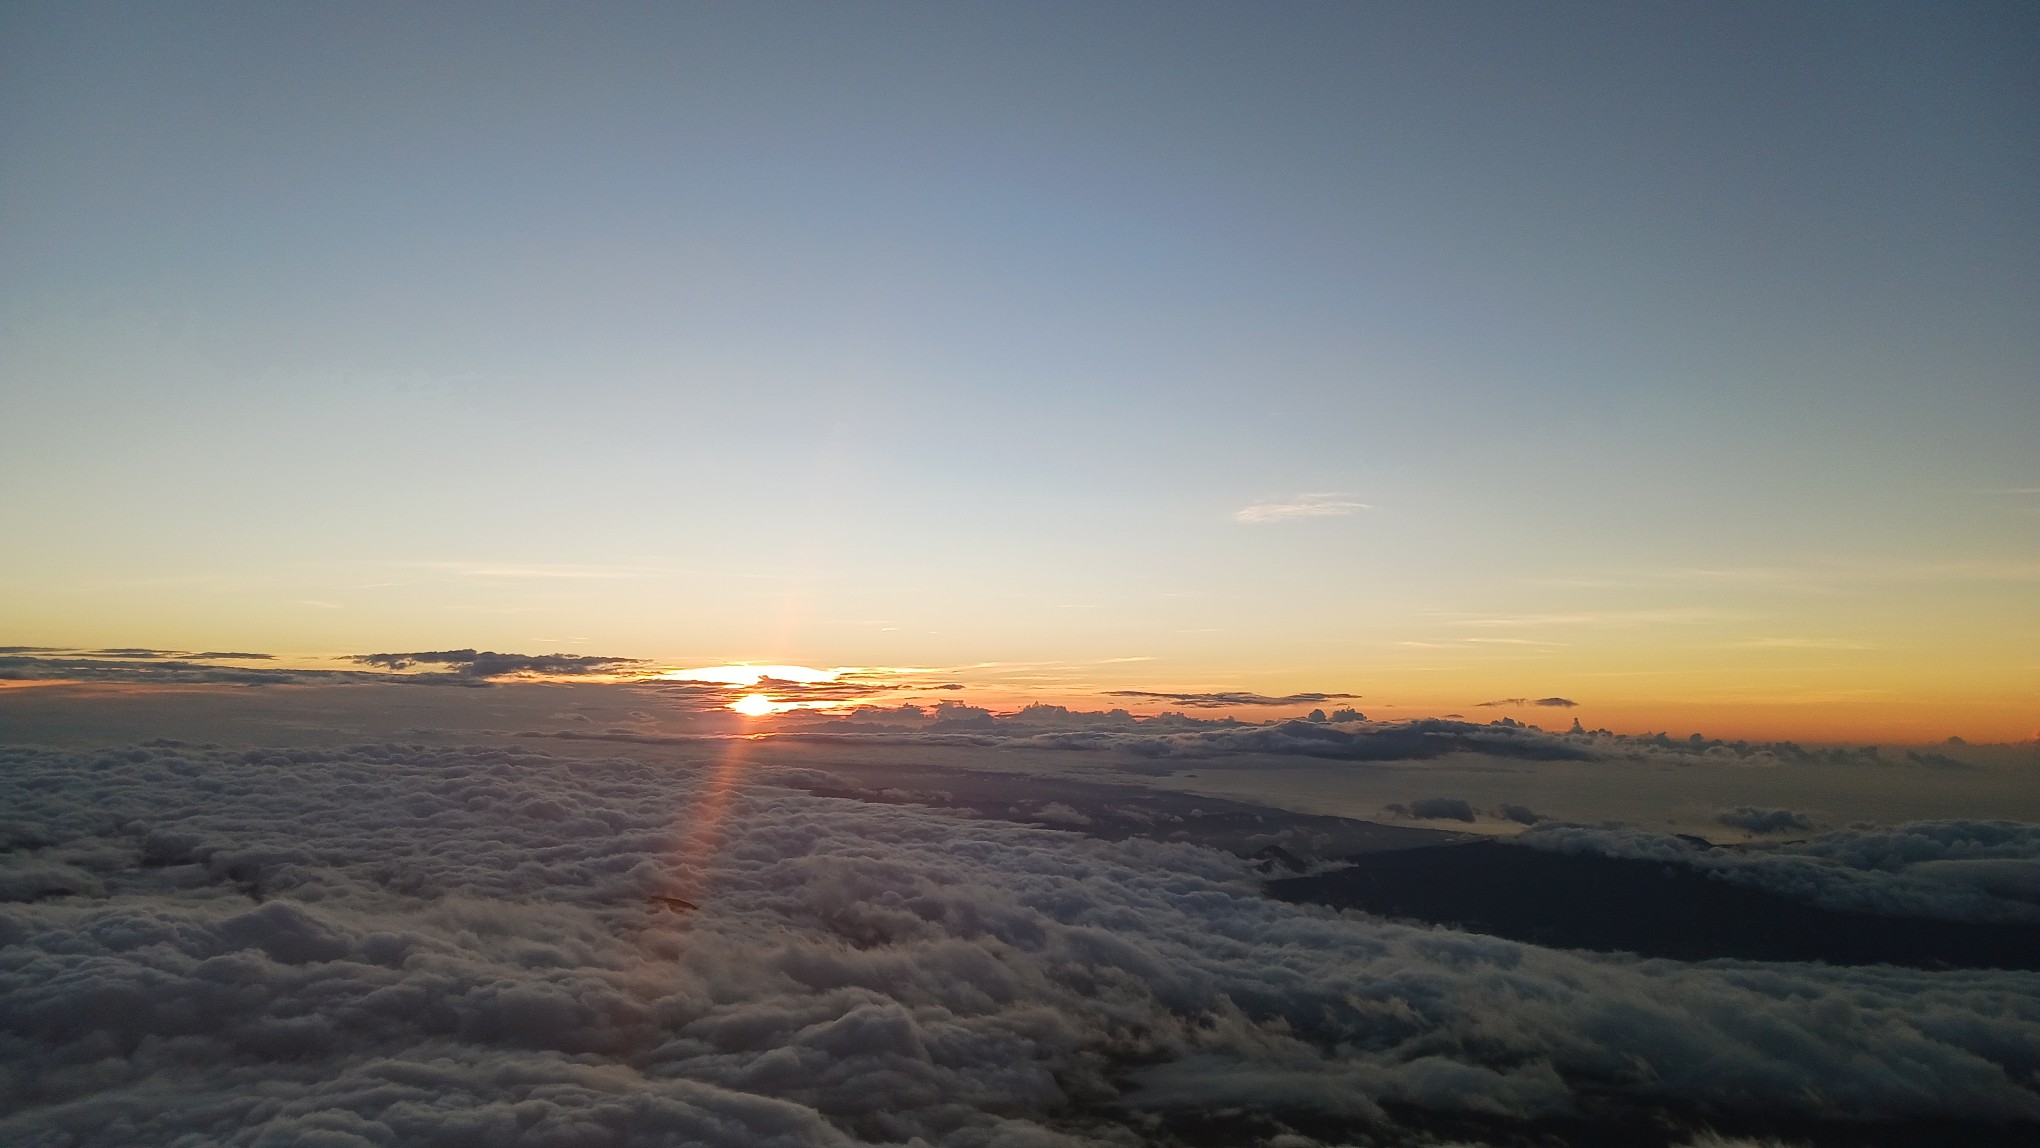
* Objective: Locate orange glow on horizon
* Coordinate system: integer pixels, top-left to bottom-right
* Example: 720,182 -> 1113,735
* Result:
726,692 -> 858,717
660,664 -> 839,686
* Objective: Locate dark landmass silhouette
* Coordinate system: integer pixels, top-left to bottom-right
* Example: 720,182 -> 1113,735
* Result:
1268,839 -> 2040,971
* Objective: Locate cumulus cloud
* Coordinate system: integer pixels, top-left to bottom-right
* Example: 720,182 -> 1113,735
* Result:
1233,493 -> 1370,524
2,741 -> 2036,1147
1475,697 -> 1580,708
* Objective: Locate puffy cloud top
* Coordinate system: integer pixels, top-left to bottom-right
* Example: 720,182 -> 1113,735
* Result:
2,742 -> 2037,1146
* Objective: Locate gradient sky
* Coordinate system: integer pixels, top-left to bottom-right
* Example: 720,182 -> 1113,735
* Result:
3,2 -> 2036,740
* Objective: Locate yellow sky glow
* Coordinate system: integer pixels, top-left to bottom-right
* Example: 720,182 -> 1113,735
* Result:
658,665 -> 840,686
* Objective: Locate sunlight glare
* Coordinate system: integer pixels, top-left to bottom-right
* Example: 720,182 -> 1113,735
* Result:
661,664 -> 839,686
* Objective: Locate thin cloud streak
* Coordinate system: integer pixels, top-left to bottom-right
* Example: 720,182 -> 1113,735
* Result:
1532,559 -> 2040,592
1443,608 -> 1750,629
412,561 -> 669,581
1234,493 -> 1371,524
1734,637 -> 1883,650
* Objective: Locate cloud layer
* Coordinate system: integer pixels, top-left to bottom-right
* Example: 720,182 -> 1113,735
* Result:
2,742 -> 2037,1146
350,649 -> 646,677
1101,690 -> 1360,709
0,649 -> 644,687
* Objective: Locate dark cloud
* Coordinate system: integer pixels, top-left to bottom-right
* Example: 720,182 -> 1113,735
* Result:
350,649 -> 645,678
548,713 -> 1602,765
0,648 -> 636,688
1,740 -> 2036,1147
0,655 -> 338,686
1390,797 -> 1478,822
0,646 -> 274,660
1716,806 -> 1814,834
755,715 -> 1598,765
1105,690 -> 1361,709
1476,697 -> 1580,708
1905,750 -> 1976,770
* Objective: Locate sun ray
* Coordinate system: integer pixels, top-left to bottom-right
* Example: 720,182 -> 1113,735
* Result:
664,735 -> 755,908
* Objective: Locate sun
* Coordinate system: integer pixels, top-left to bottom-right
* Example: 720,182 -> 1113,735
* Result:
656,664 -> 875,717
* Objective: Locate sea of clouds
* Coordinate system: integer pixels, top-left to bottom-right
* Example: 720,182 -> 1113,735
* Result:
3,742 -> 2038,1146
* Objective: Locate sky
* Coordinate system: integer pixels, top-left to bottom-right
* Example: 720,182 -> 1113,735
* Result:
2,1 -> 2036,740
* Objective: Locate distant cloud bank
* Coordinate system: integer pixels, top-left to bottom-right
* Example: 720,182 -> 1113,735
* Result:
0,648 -> 644,687
350,649 -> 645,678
1104,689 -> 1360,709
1715,806 -> 1814,834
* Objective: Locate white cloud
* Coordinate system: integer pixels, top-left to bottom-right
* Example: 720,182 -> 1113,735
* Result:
1,741 -> 2037,1147
1232,493 -> 1370,524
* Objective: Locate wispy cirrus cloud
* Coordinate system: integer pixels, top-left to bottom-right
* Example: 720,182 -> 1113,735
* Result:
1233,493 -> 1370,524
1532,559 -> 2040,592
412,561 -> 667,581
1444,608 -> 1748,628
